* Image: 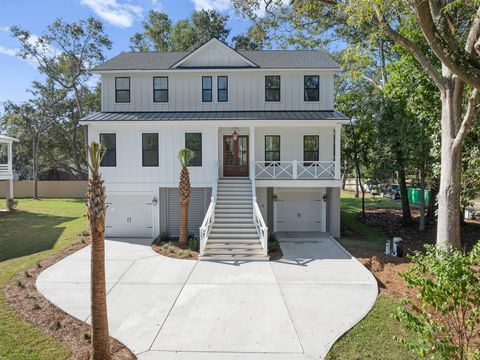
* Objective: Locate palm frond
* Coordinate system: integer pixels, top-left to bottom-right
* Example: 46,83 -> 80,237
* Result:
177,148 -> 195,168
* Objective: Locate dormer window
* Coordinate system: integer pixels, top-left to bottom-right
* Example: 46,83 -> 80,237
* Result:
115,77 -> 130,103
304,75 -> 319,101
218,76 -> 228,102
153,77 -> 168,102
265,76 -> 280,102
202,76 -> 212,102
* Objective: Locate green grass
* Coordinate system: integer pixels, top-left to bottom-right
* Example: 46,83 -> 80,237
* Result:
326,294 -> 418,360
326,191 -> 419,359
0,198 -> 86,360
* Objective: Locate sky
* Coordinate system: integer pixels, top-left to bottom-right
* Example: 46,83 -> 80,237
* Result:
0,0 -> 255,105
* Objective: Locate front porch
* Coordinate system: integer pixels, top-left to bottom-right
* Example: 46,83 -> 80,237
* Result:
213,123 -> 343,184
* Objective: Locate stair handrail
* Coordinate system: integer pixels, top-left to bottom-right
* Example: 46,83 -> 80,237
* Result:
251,177 -> 268,256
199,160 -> 219,256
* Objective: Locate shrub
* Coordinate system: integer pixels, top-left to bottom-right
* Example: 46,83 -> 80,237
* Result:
78,229 -> 90,237
268,232 -> 280,252
394,243 -> 480,360
49,320 -> 61,330
188,234 -> 199,251
30,303 -> 41,310
178,249 -> 193,258
155,231 -> 170,244
82,331 -> 91,341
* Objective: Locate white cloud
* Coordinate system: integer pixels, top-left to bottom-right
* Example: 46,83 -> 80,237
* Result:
0,45 -> 18,57
80,0 -> 143,28
151,0 -> 163,10
191,0 -> 232,12
0,26 -> 10,32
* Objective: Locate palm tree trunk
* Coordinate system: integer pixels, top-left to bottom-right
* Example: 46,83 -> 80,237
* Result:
91,228 -> 110,360
179,203 -> 188,244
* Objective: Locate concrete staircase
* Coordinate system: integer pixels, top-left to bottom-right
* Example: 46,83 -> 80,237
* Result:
200,177 -> 268,261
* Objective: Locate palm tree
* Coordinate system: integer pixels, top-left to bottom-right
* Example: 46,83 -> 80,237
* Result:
178,148 -> 195,244
86,141 -> 110,360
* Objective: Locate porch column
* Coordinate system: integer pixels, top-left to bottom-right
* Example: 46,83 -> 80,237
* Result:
249,126 -> 255,181
5,180 -> 13,210
334,124 -> 341,179
7,142 -> 12,175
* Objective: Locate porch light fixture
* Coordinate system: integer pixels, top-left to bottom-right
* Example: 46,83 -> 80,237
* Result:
232,129 -> 239,141
272,193 -> 278,202
322,193 -> 328,202
152,196 -> 158,206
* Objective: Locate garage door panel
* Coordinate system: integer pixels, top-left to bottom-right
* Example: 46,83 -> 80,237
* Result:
276,190 -> 323,232
105,194 -> 153,238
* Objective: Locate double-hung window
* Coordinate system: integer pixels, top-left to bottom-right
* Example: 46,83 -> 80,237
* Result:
115,77 -> 130,103
304,75 -> 319,101
153,77 -> 168,102
303,135 -> 319,165
265,76 -> 280,102
217,76 -> 228,102
265,135 -> 280,165
202,76 -> 212,102
100,133 -> 116,167
142,133 -> 159,167
185,133 -> 202,166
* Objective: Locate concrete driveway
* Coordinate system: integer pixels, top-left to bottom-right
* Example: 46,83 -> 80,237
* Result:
37,235 -> 377,359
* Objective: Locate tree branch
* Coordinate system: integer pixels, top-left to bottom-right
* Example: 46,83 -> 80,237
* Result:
416,0 -> 480,90
453,88 -> 479,150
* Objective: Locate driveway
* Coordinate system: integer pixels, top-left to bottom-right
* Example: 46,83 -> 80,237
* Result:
37,235 -> 377,359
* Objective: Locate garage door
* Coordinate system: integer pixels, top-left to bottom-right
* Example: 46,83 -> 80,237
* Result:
105,193 -> 154,238
276,189 -> 324,232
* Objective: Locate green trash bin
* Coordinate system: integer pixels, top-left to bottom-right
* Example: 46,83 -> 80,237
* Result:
407,187 -> 430,205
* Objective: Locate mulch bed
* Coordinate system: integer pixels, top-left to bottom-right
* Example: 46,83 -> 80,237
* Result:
151,240 -> 199,260
5,237 -> 136,360
359,208 -> 480,253
343,208 -> 480,300
268,247 -> 283,260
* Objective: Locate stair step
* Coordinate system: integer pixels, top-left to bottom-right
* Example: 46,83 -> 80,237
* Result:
215,217 -> 252,222
203,249 -> 263,255
212,223 -> 255,228
207,239 -> 260,244
205,243 -> 263,249
209,233 -> 259,239
199,254 -> 269,261
215,209 -> 252,214
216,204 -> 252,209
210,227 -> 257,233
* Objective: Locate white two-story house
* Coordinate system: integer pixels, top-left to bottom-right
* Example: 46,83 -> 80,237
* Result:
80,38 -> 348,260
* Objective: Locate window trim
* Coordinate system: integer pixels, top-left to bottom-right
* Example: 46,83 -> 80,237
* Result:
115,77 -> 130,103
304,75 -> 320,102
142,133 -> 159,167
264,135 -> 280,166
153,76 -> 168,103
99,133 -> 116,167
202,76 -> 212,103
265,75 -> 281,102
303,134 -> 320,165
185,132 -> 202,167
217,76 -> 228,102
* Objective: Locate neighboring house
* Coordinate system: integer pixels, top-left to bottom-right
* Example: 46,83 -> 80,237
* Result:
0,135 -> 17,210
80,38 -> 349,260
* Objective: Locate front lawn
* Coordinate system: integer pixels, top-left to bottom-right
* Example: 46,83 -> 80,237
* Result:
327,191 -> 418,360
0,199 -> 86,360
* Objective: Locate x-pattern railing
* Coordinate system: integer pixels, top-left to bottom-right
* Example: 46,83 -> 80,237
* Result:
254,160 -> 335,180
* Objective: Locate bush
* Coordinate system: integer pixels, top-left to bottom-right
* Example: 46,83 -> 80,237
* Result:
268,232 -> 280,252
188,233 -> 199,251
394,243 -> 480,360
155,231 -> 170,244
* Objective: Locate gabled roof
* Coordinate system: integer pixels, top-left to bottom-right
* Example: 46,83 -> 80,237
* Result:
170,38 -> 258,68
80,111 -> 349,123
94,39 -> 340,72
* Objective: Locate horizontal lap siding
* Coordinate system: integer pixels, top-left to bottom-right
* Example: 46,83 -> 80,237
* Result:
166,188 -> 207,236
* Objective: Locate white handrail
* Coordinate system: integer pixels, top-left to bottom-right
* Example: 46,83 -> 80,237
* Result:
253,201 -> 268,256
199,160 -> 219,256
254,160 -> 335,180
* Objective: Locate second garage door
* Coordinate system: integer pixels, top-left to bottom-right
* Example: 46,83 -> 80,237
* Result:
276,189 -> 325,232
105,193 -> 154,238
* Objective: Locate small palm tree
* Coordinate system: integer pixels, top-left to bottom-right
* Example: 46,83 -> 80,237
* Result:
178,148 -> 195,244
86,142 -> 110,360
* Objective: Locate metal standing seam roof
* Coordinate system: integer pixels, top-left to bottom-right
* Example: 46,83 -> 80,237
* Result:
80,111 -> 349,122
93,50 -> 340,71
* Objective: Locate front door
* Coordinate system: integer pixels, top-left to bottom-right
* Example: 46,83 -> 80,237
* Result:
223,135 -> 249,177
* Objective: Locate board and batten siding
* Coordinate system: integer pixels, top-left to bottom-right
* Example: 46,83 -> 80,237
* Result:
101,71 -> 335,112
88,122 -> 337,188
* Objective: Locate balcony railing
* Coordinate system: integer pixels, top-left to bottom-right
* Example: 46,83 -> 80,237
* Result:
254,160 -> 335,180
0,164 -> 11,175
